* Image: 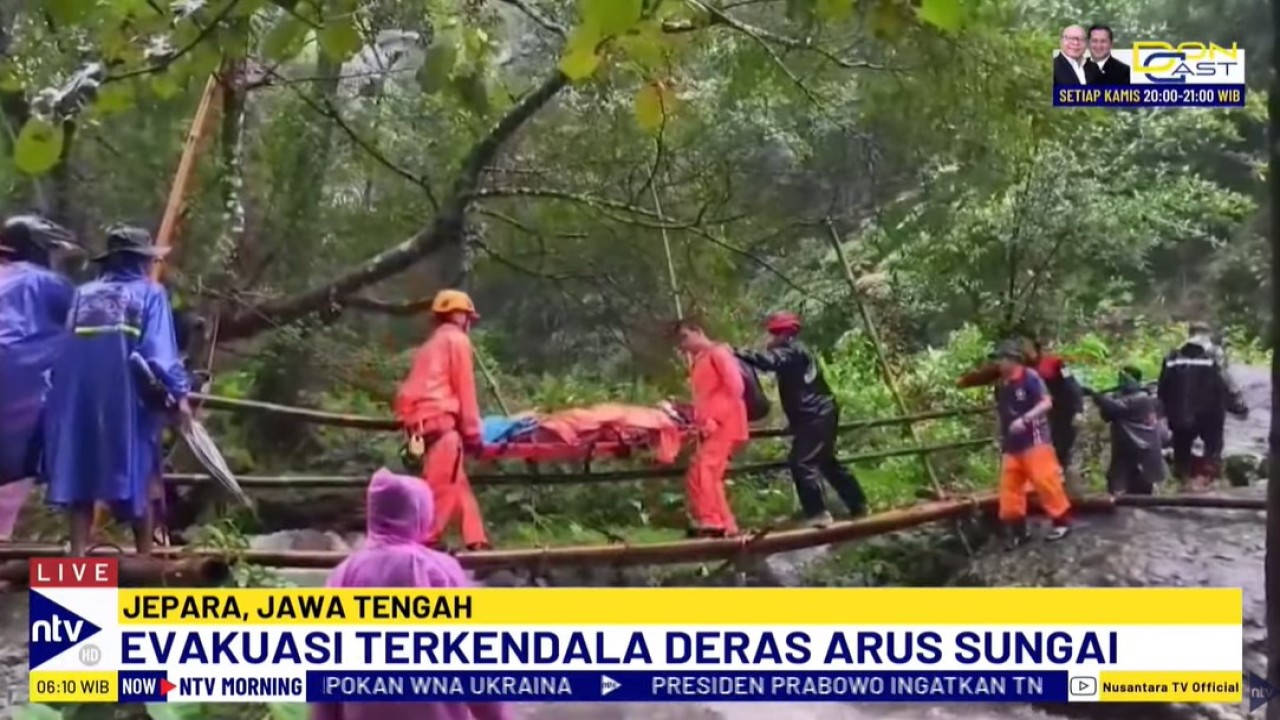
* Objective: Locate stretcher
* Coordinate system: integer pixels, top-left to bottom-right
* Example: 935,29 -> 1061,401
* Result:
476,403 -> 692,466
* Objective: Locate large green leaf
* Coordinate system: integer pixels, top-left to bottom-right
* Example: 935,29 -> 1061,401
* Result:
14,705 -> 62,720
262,14 -> 310,61
580,0 -> 642,37
634,82 -> 668,133
318,16 -> 362,61
615,21 -> 665,72
558,25 -> 602,81
93,82 -> 137,116
917,0 -> 961,32
14,118 -> 65,175
418,29 -> 460,94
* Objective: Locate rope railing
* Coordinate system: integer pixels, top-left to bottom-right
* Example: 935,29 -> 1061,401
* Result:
167,437 -> 995,489
190,392 -> 992,438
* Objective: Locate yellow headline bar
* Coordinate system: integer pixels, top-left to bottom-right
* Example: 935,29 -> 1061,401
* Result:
115,588 -> 1244,625
29,671 -> 118,703
1100,671 -> 1243,702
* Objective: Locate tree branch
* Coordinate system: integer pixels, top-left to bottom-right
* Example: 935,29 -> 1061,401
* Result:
668,1 -> 893,72
496,0 -> 566,37
270,67 -> 439,210
341,295 -> 434,315
218,70 -> 569,339
105,0 -> 241,83
475,185 -> 816,297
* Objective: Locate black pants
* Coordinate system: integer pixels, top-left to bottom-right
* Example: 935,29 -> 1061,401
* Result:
1170,413 -> 1226,480
1106,446 -> 1165,495
1049,415 -> 1076,470
789,410 -> 866,516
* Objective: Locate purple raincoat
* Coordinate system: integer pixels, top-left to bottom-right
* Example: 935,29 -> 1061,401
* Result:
0,261 -> 73,486
42,255 -> 189,520
310,469 -> 511,720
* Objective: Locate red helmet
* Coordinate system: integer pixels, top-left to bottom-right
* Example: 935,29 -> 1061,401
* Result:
764,311 -> 802,335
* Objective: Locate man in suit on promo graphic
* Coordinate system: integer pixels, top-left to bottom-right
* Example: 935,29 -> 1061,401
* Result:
1084,24 -> 1131,85
1053,24 -> 1088,86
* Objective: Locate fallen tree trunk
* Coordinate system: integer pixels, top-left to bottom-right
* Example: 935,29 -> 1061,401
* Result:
0,554 -> 231,587
1114,494 -> 1266,511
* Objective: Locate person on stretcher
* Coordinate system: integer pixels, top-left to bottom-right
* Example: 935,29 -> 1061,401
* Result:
485,402 -> 692,465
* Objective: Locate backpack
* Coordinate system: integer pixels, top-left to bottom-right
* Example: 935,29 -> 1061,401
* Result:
738,359 -> 771,422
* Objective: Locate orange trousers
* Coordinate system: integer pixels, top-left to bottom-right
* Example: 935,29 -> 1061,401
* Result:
421,429 -> 488,547
685,433 -> 740,535
998,444 -> 1071,522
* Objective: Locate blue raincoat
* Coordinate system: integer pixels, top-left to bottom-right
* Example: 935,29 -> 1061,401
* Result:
0,261 -> 74,484
43,256 -> 189,519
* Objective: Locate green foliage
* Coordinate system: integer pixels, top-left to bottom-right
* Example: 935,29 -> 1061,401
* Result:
14,119 -> 65,175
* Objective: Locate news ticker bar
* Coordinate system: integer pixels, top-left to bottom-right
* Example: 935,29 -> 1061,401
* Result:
1053,83 -> 1246,107
31,670 -> 1244,704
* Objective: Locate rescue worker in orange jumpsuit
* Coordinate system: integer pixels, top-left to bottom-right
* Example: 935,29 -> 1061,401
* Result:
990,341 -> 1073,549
393,289 -> 490,551
673,319 -> 748,538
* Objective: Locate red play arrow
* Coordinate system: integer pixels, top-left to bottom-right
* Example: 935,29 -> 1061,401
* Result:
160,679 -> 176,696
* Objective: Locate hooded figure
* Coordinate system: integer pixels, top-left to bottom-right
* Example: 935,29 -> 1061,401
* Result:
1087,367 -> 1167,495
0,216 -> 77,539
310,469 -> 511,720
42,226 -> 192,556
736,312 -> 867,527
1157,322 -> 1246,487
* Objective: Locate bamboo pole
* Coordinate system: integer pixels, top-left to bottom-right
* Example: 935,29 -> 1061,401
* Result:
165,437 -> 993,489
151,75 -> 223,281
651,183 -> 683,320
0,494 -> 1256,577
823,220 -> 946,495
187,390 -> 990,435
0,493 -> 1008,570
93,76 -> 222,536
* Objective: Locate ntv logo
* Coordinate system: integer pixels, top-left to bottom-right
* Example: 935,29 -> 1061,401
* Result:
1249,671 -> 1278,713
28,590 -> 103,669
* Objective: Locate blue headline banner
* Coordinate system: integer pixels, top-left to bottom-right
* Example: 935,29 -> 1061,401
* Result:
291,670 -> 1071,703
1053,83 -> 1246,108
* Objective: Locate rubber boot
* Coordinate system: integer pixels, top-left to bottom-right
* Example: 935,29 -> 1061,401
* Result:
1002,520 -> 1029,551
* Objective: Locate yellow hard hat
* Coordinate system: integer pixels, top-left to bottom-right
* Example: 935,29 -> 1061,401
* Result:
431,289 -> 478,318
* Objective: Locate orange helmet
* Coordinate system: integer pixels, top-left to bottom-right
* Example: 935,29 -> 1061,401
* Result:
431,289 -> 479,318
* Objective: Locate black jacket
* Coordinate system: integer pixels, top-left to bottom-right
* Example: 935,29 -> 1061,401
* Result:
1157,338 -> 1243,427
736,339 -> 835,425
1094,386 -> 1164,454
1054,53 -> 1086,85
1084,56 -> 1131,85
1092,384 -> 1167,492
